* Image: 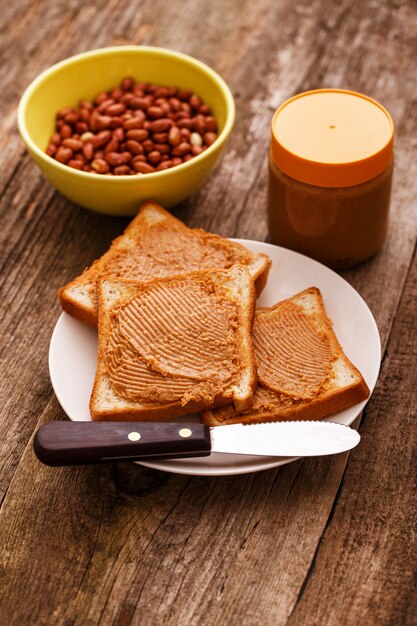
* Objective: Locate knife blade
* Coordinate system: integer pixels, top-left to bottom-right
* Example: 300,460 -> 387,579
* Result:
33,420 -> 360,466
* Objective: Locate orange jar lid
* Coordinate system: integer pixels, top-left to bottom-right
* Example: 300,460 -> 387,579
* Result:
271,89 -> 394,188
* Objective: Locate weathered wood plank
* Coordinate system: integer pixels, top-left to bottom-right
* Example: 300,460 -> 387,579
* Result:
0,0 -> 416,624
286,246 -> 417,626
0,396 -> 353,626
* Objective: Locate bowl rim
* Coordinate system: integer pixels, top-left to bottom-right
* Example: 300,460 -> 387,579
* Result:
17,45 -> 235,182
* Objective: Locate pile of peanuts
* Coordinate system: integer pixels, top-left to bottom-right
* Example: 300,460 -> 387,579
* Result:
46,77 -> 218,175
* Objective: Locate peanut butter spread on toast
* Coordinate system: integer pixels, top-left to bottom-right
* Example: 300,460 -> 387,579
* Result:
106,222 -> 252,283
253,300 -> 333,399
105,277 -> 239,405
211,296 -> 336,423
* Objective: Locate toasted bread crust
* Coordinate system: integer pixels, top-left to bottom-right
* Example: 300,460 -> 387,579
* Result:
252,254 -> 272,296
234,270 -> 257,411
59,201 -> 271,325
202,375 -> 370,426
59,287 -> 97,327
90,396 -> 233,422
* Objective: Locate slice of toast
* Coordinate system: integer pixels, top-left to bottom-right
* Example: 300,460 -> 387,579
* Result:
202,287 -> 370,426
90,266 -> 257,421
60,201 -> 271,326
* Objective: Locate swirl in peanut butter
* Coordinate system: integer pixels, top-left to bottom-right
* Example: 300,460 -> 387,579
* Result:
253,300 -> 333,399
105,277 -> 238,404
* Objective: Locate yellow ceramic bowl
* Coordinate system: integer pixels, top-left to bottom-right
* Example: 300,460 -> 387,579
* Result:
18,46 -> 235,215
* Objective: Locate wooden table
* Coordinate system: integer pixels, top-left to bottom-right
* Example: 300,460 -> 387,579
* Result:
1,1 -> 416,624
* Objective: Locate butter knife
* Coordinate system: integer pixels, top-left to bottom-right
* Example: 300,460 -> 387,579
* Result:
33,420 -> 360,466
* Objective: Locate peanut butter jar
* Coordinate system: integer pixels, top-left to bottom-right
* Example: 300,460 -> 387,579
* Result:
268,89 -> 394,269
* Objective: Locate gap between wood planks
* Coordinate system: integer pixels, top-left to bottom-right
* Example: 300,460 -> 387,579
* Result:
285,239 -> 417,626
287,240 -> 417,620
288,416 -> 361,616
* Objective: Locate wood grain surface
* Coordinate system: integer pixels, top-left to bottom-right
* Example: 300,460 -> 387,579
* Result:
0,1 -> 416,625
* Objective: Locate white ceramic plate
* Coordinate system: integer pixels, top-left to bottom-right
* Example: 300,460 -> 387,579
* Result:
49,240 -> 381,476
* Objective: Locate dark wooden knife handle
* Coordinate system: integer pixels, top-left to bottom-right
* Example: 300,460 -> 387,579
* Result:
33,421 -> 212,466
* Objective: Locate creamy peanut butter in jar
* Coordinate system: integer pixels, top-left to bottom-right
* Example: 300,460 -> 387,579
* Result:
267,89 -> 394,269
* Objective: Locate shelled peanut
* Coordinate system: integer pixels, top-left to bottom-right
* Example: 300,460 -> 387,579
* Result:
46,78 -> 218,175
